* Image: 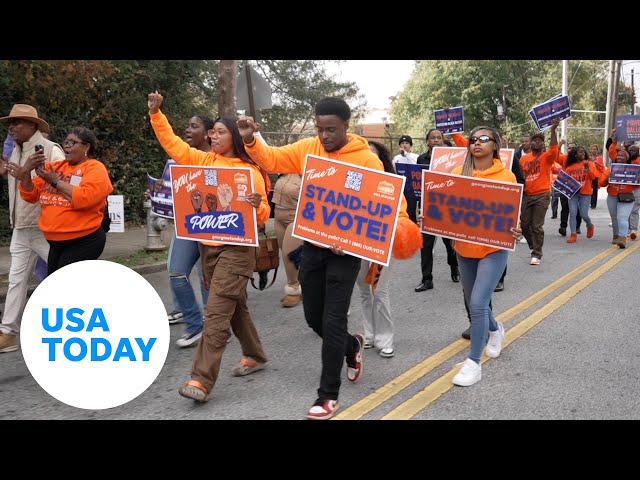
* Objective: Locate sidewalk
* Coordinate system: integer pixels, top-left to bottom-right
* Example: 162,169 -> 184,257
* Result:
0,225 -> 169,302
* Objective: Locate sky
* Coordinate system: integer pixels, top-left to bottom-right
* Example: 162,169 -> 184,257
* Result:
326,60 -> 415,110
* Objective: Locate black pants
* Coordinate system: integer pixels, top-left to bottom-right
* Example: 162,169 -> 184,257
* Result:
560,195 -> 582,231
298,242 -> 361,401
591,179 -> 599,208
420,233 -> 457,282
47,227 -> 106,275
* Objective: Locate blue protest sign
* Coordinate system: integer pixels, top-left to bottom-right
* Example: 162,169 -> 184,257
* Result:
531,95 -> 571,130
609,162 -> 640,185
434,106 -> 464,134
615,115 -> 640,142
552,170 -> 582,199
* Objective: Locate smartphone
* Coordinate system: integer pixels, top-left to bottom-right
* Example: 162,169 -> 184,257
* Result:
35,144 -> 44,153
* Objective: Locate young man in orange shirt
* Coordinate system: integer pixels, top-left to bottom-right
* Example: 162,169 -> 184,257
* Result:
519,119 -> 560,265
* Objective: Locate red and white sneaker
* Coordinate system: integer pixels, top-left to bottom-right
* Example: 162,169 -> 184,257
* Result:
346,334 -> 364,383
306,399 -> 339,420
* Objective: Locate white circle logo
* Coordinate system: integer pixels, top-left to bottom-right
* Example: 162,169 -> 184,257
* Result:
21,260 -> 170,410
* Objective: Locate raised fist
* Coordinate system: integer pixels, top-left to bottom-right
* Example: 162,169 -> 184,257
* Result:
205,193 -> 218,212
148,91 -> 164,114
191,190 -> 203,213
218,183 -> 234,211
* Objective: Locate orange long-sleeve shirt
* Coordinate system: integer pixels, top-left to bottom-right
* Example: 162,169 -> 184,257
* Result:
19,159 -> 113,241
563,161 -> 599,196
520,145 -> 559,196
451,159 -> 517,259
451,132 -> 467,147
244,131 -> 410,223
244,131 -> 412,253
150,110 -> 270,246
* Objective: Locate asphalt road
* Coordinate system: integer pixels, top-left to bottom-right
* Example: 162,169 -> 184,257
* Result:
1,204 -> 639,420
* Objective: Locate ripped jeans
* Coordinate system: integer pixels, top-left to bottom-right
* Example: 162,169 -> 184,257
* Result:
168,232 -> 206,335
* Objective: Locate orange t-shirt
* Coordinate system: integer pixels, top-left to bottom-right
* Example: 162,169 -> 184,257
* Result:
563,161 -> 599,196
520,145 -> 559,196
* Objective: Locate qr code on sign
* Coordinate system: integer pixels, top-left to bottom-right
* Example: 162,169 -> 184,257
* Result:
345,170 -> 363,192
204,169 -> 218,186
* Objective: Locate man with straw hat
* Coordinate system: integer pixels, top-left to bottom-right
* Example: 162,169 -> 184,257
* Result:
0,104 -> 64,353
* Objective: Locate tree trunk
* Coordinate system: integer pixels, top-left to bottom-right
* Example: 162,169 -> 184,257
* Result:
218,60 -> 238,117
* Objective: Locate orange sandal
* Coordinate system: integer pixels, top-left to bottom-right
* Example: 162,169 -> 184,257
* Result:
178,380 -> 209,402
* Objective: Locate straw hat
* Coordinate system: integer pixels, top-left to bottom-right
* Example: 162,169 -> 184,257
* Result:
0,104 -> 50,133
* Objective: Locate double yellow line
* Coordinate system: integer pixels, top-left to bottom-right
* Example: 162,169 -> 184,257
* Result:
334,240 -> 640,420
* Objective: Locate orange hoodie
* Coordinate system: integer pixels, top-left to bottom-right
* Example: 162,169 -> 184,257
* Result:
451,159 -> 517,259
150,111 -> 270,246
244,132 -> 411,222
19,159 -> 113,241
244,132 -> 414,253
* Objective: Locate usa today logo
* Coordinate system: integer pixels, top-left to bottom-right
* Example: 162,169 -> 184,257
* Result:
21,260 -> 170,410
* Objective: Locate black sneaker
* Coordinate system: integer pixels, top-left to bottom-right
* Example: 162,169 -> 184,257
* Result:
176,330 -> 202,348
558,227 -> 566,237
168,310 -> 185,325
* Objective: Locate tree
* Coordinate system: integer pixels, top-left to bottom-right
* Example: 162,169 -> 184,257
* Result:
248,60 -> 365,145
390,60 -> 611,149
0,59 -> 362,245
0,60 -> 219,244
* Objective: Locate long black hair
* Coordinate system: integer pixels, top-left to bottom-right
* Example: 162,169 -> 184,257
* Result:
368,140 -> 395,174
213,116 -> 270,192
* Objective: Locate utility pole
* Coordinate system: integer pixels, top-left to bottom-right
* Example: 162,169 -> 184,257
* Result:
218,60 -> 238,117
603,60 -> 616,166
631,68 -> 636,114
561,60 -> 569,152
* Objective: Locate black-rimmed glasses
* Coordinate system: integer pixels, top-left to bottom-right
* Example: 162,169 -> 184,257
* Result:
63,139 -> 86,148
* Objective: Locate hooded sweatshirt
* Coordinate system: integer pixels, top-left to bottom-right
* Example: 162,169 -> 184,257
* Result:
150,111 -> 271,246
244,132 -> 410,222
451,159 -> 517,259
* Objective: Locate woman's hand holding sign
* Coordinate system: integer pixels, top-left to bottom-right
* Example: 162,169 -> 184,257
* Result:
246,192 -> 262,209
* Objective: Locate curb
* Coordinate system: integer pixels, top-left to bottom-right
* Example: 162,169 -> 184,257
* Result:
0,261 -> 168,304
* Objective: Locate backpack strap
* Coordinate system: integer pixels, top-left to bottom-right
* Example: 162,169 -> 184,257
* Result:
250,268 -> 278,290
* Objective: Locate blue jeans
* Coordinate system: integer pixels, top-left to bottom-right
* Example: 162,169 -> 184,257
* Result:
607,194 -> 634,238
168,232 -> 206,335
569,194 -> 592,234
457,249 -> 508,363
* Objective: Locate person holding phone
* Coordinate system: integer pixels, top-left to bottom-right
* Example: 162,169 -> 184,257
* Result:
0,104 -> 64,354
12,126 -> 113,274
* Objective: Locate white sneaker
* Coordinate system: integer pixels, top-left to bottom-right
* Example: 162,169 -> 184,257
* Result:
485,322 -> 505,358
452,358 -> 482,386
380,348 -> 395,358
519,236 -> 527,244
529,257 -> 541,266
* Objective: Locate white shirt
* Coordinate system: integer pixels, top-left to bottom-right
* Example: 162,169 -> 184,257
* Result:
393,152 -> 418,166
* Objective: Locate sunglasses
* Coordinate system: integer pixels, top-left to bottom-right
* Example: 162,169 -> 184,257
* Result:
469,135 -> 496,144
